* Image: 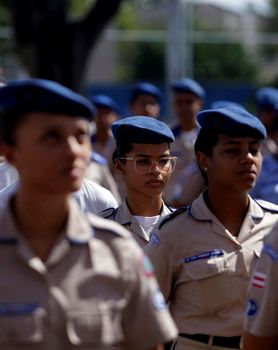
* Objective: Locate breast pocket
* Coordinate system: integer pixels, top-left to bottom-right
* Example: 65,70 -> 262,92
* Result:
185,257 -> 229,312
66,303 -> 124,347
0,308 -> 44,344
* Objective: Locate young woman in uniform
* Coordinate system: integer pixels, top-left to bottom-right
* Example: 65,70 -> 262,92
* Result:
145,106 -> 278,350
101,116 -> 177,247
0,79 -> 177,350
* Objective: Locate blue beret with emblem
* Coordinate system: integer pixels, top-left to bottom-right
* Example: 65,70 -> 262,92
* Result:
172,77 -> 205,99
255,87 -> 278,110
0,78 -> 94,120
112,116 -> 174,144
90,94 -> 119,113
131,82 -> 162,102
197,106 -> 266,139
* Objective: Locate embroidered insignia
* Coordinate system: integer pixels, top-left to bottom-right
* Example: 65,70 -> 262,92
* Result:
251,271 -> 266,289
152,289 -> 166,310
0,303 -> 39,316
247,299 -> 258,317
263,243 -> 278,261
150,232 -> 161,247
143,255 -> 154,277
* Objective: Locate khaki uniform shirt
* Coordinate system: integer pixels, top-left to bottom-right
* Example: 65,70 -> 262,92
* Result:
0,196 -> 177,350
144,193 -> 278,337
163,125 -> 199,205
244,224 -> 278,336
100,199 -> 174,248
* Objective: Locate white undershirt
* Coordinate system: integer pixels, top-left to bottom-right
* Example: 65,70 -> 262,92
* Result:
134,215 -> 160,238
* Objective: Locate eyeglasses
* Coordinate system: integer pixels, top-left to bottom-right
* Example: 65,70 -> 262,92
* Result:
119,156 -> 177,174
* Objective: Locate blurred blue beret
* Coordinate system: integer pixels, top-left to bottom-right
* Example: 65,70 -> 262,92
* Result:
112,116 -> 174,144
0,78 -> 94,120
197,106 -> 266,139
210,100 -> 244,109
172,77 -> 205,99
89,94 -> 119,113
131,82 -> 162,102
255,87 -> 278,110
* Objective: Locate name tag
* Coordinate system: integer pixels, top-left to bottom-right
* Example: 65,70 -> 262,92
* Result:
0,303 -> 39,316
184,249 -> 224,263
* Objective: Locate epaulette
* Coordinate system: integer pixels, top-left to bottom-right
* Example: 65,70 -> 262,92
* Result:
99,207 -> 117,219
159,206 -> 188,229
255,199 -> 278,213
91,151 -> 108,165
87,213 -> 130,239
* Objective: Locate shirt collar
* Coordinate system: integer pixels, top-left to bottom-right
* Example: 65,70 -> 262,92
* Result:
189,192 -> 265,222
0,194 -> 93,245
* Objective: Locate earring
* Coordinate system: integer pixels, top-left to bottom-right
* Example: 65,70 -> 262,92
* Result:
203,167 -> 207,171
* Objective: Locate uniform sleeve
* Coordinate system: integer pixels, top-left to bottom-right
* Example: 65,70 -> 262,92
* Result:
244,241 -> 278,337
122,242 -> 177,350
144,229 -> 174,302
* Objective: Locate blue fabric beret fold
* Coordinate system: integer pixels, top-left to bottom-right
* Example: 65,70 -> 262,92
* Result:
89,94 -> 119,113
112,116 -> 174,144
197,106 -> 266,139
172,77 -> 205,99
0,78 -> 94,120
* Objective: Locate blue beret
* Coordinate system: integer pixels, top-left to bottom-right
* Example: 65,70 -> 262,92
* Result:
172,77 -> 205,99
112,116 -> 174,144
89,94 -> 119,113
197,106 -> 266,139
0,78 -> 94,120
131,82 -> 162,101
255,87 -> 278,110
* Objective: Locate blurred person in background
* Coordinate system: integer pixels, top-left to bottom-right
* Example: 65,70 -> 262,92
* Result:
251,115 -> 278,204
255,86 -> 278,156
90,94 -> 119,162
129,82 -> 162,118
163,77 -> 205,206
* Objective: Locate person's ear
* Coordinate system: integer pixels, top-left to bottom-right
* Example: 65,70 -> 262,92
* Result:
114,159 -> 125,175
196,151 -> 209,172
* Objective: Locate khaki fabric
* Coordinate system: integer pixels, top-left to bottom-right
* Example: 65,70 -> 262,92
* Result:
101,199 -> 173,248
244,223 -> 278,336
0,196 -> 177,350
145,193 -> 278,337
85,161 -> 121,203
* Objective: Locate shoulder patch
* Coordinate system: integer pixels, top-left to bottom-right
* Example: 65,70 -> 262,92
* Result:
159,206 -> 188,229
87,213 -> 131,239
255,199 -> 278,213
99,207 -> 117,219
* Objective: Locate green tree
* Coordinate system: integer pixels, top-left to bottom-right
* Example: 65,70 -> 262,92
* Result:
194,43 -> 258,83
5,0 -> 123,91
117,1 -> 259,83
